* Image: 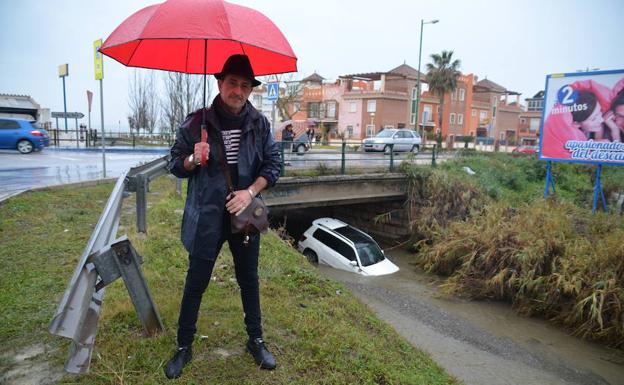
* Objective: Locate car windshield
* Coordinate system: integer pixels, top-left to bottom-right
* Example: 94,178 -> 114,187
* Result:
333,225 -> 385,267
355,243 -> 385,266
375,130 -> 395,138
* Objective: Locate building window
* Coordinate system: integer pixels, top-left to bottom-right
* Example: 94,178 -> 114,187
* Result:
349,101 -> 357,113
410,113 -> 416,125
480,111 -> 487,121
412,87 -> 417,100
366,124 -> 375,137
294,102 -> 300,112
288,83 -> 299,95
459,88 -> 465,101
423,105 -> 432,123
347,125 -> 353,138
326,101 -> 337,119
499,132 -> 505,140
472,109 -> 477,116
450,113 -> 456,124
458,113 -> 464,125
367,100 -> 376,113
530,118 -> 540,132
308,102 -> 320,118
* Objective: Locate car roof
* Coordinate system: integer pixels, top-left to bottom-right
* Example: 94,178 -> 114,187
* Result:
312,217 -> 347,230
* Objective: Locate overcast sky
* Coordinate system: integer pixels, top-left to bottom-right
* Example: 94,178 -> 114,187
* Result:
1,0 -> 622,131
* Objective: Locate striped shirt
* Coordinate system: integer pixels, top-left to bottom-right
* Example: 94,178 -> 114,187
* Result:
221,129 -> 241,165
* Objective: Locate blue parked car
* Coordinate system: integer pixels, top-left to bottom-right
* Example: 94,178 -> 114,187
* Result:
0,118 -> 50,153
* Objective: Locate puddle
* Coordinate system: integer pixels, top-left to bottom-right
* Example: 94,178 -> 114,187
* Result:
1,344 -> 64,385
316,248 -> 624,385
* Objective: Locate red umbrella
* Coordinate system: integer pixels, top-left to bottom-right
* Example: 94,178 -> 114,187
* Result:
100,0 -> 297,76
101,0 -> 297,164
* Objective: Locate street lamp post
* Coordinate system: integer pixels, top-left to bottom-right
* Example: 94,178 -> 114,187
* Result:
415,19 -> 439,141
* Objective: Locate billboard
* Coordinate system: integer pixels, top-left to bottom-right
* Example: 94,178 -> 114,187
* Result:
539,69 -> 624,165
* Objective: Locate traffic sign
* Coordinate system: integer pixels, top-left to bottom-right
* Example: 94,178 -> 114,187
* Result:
52,112 -> 85,119
267,82 -> 279,102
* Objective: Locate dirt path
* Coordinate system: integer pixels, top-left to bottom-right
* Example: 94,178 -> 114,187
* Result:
318,250 -> 624,385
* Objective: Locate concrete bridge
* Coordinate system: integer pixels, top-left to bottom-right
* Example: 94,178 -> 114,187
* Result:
263,173 -> 408,209
264,173 -> 412,243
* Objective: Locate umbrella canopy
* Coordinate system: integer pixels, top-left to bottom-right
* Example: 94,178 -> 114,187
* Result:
100,0 -> 297,75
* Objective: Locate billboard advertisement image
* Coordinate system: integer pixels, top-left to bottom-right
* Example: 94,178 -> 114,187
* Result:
539,69 -> 624,164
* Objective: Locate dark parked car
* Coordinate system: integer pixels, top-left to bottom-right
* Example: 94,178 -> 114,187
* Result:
292,134 -> 310,155
0,118 -> 50,153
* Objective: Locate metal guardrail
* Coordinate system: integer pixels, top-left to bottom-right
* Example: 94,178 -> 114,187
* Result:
49,156 -> 170,373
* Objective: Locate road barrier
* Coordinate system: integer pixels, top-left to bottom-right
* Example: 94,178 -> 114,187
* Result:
49,156 -> 169,373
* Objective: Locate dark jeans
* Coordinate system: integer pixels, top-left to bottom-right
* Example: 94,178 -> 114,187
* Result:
176,231 -> 262,347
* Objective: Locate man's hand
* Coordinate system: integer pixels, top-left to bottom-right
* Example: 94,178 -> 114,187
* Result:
194,142 -> 210,166
225,190 -> 253,216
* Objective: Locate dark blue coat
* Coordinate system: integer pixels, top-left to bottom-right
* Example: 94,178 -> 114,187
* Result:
167,102 -> 281,260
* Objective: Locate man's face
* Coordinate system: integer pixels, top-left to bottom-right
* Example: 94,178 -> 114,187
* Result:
218,74 -> 253,114
614,104 -> 624,129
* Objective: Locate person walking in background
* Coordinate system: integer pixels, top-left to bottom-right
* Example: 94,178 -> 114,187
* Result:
281,123 -> 294,166
165,54 -> 281,379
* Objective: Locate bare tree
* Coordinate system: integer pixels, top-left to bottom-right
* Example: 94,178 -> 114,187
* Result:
276,74 -> 304,121
128,70 -> 159,135
161,73 -> 206,139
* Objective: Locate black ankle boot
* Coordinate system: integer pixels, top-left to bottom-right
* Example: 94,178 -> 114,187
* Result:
164,346 -> 192,379
246,337 -> 276,370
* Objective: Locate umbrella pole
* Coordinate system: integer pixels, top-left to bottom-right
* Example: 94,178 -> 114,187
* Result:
201,39 -> 207,128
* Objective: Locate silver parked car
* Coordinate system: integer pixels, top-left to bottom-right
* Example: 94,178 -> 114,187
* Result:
363,128 -> 422,154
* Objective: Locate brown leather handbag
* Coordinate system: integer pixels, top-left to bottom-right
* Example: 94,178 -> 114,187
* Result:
203,124 -> 270,242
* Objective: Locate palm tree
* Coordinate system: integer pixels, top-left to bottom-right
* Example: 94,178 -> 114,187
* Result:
425,50 -> 461,135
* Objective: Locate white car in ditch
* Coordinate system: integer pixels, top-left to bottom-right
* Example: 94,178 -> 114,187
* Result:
297,218 -> 399,276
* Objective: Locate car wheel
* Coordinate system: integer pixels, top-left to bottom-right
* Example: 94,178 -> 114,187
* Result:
383,145 -> 391,155
296,144 -> 306,155
411,145 -> 419,154
303,249 -> 318,264
17,140 -> 33,154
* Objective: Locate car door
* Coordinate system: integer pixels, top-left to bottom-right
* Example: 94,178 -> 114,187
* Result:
312,229 -> 359,273
394,131 -> 408,151
0,119 -> 21,149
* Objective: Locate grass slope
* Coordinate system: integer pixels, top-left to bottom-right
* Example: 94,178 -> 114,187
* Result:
0,177 -> 455,385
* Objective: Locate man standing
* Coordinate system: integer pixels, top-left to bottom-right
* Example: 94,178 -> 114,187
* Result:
281,123 -> 294,165
165,54 -> 281,379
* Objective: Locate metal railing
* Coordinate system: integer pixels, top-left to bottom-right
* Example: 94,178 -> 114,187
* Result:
49,156 -> 170,373
277,140 -> 438,176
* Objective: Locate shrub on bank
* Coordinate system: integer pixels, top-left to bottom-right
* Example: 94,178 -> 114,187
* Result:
403,154 -> 624,349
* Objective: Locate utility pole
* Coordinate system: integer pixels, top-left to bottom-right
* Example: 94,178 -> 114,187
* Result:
415,19 -> 439,140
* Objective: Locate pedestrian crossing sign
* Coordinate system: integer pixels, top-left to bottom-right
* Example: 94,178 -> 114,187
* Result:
267,82 -> 279,102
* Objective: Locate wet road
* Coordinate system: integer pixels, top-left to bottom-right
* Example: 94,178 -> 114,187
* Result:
0,147 -> 440,202
317,249 -> 624,385
0,148 -> 167,201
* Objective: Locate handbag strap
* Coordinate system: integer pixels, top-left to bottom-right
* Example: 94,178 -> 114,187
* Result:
202,121 -> 235,194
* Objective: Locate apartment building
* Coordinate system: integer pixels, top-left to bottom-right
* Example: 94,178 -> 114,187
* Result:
258,63 -> 526,144
517,90 -> 544,145
339,64 -> 419,139
469,78 -> 522,143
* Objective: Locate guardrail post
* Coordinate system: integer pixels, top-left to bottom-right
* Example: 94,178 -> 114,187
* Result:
389,143 -> 395,172
341,141 -> 346,175
280,141 -> 285,176
92,236 -> 164,335
136,174 -> 148,233
432,144 -> 437,167
176,178 -> 182,197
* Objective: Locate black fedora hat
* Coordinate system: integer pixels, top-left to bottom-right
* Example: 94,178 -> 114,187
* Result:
215,54 -> 261,87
